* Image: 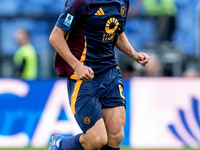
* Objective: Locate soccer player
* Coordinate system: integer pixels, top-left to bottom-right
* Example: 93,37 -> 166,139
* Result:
49,0 -> 149,149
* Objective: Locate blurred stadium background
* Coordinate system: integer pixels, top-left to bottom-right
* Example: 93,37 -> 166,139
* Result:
0,0 -> 200,149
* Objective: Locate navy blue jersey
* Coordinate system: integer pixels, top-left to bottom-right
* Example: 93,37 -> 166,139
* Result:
55,0 -> 129,79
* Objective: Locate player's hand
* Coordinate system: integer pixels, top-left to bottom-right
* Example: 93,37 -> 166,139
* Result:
75,64 -> 94,81
134,52 -> 149,67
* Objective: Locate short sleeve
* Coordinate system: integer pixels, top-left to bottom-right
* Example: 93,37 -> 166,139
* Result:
56,0 -> 90,34
119,0 -> 129,33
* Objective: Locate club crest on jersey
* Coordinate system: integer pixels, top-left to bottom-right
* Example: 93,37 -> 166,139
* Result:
120,5 -> 126,16
83,116 -> 91,125
64,13 -> 74,27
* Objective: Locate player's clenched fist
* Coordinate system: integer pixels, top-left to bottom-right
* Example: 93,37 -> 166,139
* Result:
134,52 -> 150,67
75,64 -> 94,81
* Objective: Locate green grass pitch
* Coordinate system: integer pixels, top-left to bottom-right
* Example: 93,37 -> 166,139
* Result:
0,147 -> 199,150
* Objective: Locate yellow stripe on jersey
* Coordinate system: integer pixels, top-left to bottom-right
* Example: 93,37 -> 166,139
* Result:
70,71 -> 79,80
71,80 -> 83,115
65,34 -> 69,41
70,36 -> 87,80
80,36 -> 87,63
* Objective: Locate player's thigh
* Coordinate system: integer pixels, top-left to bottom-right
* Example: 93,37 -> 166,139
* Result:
84,118 -> 107,140
68,79 -> 103,133
102,106 -> 125,139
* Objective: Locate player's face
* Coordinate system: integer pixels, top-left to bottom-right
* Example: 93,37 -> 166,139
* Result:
14,30 -> 28,46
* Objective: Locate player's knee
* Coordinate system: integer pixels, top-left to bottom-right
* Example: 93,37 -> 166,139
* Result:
109,130 -> 124,145
89,134 -> 108,149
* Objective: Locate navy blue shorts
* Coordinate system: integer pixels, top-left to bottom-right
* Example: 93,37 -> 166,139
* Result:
67,66 -> 126,133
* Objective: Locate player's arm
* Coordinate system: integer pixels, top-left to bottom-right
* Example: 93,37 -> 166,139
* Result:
49,26 -> 94,81
13,58 -> 26,77
116,32 -> 149,66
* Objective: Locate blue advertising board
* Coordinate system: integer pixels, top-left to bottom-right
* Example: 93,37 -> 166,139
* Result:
0,78 -> 130,147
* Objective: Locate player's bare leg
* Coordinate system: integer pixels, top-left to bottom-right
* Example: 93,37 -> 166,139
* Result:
101,106 -> 125,149
49,118 -> 107,150
80,118 -> 108,150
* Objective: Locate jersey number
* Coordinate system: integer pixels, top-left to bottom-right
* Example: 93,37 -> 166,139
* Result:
119,84 -> 125,99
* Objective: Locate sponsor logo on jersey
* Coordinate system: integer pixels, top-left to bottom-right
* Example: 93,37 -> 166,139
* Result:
95,7 -> 105,15
64,13 -> 74,27
102,17 -> 119,41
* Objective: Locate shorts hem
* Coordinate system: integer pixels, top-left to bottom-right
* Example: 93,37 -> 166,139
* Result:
82,115 -> 103,133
